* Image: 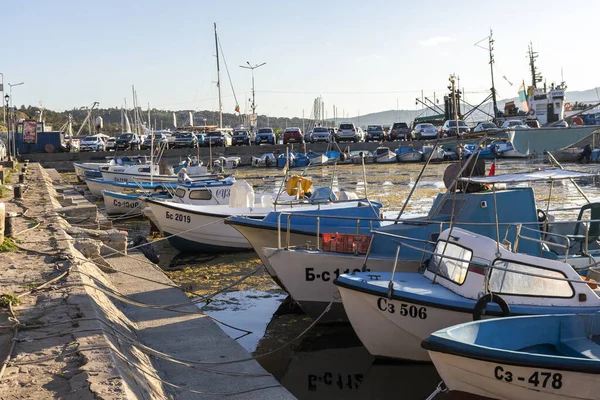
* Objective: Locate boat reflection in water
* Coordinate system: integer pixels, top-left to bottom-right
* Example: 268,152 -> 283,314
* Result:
255,299 -> 451,400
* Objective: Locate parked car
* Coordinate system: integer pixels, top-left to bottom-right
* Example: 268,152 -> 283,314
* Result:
106,138 -> 116,151
472,122 -> 499,133
311,126 -> 331,143
411,123 -> 439,140
304,129 -> 313,143
141,132 -> 171,150
283,127 -> 304,144
115,133 -> 142,150
389,122 -> 411,141
500,119 -> 527,129
80,135 -> 106,152
255,127 -> 276,145
171,131 -> 198,148
231,130 -> 252,146
336,122 -> 362,142
205,131 -> 231,147
441,120 -> 469,137
365,125 -> 386,142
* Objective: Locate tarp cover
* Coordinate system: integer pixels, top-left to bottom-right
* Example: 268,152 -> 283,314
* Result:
458,168 -> 596,184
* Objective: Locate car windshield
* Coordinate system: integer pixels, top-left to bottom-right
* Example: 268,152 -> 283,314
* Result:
207,132 -> 222,137
447,121 -> 466,127
119,134 -> 133,139
234,131 -> 247,135
340,124 -> 354,130
393,123 -> 408,129
258,129 -> 273,134
508,121 -> 522,126
313,127 -> 328,132
367,125 -> 382,131
176,132 -> 193,138
421,124 -> 435,129
483,124 -> 496,129
83,136 -> 98,141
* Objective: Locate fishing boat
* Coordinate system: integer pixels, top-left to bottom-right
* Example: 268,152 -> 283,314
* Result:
234,167 -> 598,322
423,312 -> 600,400
100,163 -> 213,183
306,150 -> 328,166
103,177 -> 237,215
350,150 -> 374,164
335,226 -> 600,362
211,156 -> 241,170
395,145 -> 423,162
145,180 -> 376,253
493,141 -> 527,158
251,153 -> 276,167
373,147 -> 397,163
85,178 -> 179,197
508,125 -> 600,155
277,151 -> 309,169
421,145 -> 457,161
74,157 -> 142,181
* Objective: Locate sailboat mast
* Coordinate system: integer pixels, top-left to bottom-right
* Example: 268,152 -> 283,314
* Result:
214,22 -> 223,129
488,29 -> 499,121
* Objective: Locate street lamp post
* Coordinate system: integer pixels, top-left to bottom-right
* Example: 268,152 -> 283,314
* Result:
4,95 -> 9,160
240,61 -> 266,131
8,82 -> 24,159
0,73 -> 4,126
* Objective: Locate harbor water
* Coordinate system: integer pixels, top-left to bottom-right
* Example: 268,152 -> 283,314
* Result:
100,159 -> 600,399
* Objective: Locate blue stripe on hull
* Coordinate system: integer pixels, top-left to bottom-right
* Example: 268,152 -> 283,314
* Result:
164,231 -> 250,253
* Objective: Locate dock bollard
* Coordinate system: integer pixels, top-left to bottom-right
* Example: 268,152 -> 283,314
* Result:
21,166 -> 26,173
13,184 -> 22,199
18,174 -> 24,184
5,212 -> 17,238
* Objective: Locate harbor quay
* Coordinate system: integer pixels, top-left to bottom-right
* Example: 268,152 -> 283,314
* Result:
0,163 -> 293,399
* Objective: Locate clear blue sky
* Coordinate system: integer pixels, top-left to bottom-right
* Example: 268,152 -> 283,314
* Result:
3,0 -> 600,119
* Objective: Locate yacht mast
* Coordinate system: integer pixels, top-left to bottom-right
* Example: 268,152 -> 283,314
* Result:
528,42 -> 543,89
214,22 -> 223,129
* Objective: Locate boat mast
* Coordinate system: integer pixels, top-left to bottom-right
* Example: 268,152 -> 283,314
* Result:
528,42 -> 542,89
488,29 -> 499,121
214,22 -> 223,129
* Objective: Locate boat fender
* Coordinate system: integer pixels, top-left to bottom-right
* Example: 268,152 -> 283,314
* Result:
472,293 -> 510,321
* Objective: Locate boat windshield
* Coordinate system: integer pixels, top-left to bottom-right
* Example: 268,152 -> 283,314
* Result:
427,240 -> 473,285
488,260 -> 573,298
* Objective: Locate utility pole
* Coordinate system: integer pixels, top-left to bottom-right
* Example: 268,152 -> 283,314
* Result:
240,61 -> 266,131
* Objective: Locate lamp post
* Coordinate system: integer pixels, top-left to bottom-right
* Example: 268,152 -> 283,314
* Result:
4,94 -> 9,159
0,73 -> 4,126
8,82 -> 24,160
239,61 -> 266,131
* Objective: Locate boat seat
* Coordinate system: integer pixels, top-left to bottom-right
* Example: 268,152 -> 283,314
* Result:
566,203 -> 600,254
559,317 -> 600,359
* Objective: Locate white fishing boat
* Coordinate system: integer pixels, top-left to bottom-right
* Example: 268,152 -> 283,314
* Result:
335,227 -> 600,362
306,151 -> 329,166
145,181 -> 374,253
423,312 -> 600,400
395,145 -> 423,162
373,147 -> 397,163
101,164 -> 212,183
421,145 -> 457,161
261,247 -> 401,322
212,156 -> 241,170
102,190 -> 151,217
251,153 -> 276,167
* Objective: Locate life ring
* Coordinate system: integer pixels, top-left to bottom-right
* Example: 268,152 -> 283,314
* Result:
286,175 -> 312,196
473,294 -> 510,321
572,116 -> 583,126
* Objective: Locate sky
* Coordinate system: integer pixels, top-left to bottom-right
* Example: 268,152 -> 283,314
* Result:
3,0 -> 600,119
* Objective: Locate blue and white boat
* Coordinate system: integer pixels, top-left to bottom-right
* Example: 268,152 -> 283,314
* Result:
394,145 -> 422,162
241,167 -> 599,322
103,190 -> 169,217
306,151 -> 328,166
277,151 -> 309,169
335,226 -> 600,362
372,147 -> 397,163
423,312 -> 600,400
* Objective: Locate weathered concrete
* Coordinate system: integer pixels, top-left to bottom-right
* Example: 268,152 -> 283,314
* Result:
0,163 -> 294,399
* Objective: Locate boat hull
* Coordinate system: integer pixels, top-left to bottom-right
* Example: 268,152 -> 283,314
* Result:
396,152 -> 423,162
146,200 -> 257,252
263,248 -> 418,322
429,351 -> 599,400
102,191 -> 143,216
508,126 -> 600,155
337,286 -> 470,362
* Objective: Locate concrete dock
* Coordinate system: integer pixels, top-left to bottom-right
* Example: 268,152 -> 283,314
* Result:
0,163 -> 294,399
